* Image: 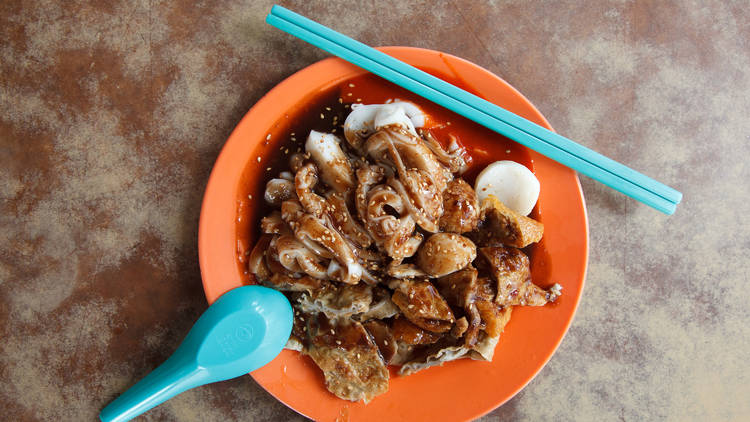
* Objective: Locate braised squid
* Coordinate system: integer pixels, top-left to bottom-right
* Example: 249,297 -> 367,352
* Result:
248,101 -> 561,402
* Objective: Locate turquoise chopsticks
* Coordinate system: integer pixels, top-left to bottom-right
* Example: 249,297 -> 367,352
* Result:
266,5 -> 682,214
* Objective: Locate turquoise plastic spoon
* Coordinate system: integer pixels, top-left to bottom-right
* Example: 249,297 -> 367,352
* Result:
99,285 -> 293,422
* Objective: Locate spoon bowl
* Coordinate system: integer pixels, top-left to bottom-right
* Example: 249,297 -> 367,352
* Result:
100,285 -> 293,422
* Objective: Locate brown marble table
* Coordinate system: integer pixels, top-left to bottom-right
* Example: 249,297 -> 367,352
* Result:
2,0 -> 748,420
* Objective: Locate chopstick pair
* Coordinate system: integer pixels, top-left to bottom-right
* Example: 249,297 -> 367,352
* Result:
266,5 -> 682,214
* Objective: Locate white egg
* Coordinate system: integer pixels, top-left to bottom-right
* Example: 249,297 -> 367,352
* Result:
474,160 -> 540,216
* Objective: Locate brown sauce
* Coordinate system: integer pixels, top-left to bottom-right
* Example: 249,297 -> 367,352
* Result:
235,70 -> 537,284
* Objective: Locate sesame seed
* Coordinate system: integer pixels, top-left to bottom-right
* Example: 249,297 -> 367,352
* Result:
356,98 -> 362,102
266,167 -> 271,171
338,97 -> 343,103
266,134 -> 271,140
248,194 -> 253,199
325,107 -> 331,111
347,93 -> 352,96
257,156 -> 261,162
506,149 -> 511,153
320,113 -> 325,119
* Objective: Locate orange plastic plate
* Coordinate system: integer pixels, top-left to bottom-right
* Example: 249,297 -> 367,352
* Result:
198,47 -> 588,422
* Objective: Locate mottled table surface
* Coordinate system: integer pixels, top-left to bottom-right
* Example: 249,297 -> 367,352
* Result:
2,0 -> 748,420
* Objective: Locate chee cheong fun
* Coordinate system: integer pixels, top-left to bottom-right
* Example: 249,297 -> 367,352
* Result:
248,100 -> 561,403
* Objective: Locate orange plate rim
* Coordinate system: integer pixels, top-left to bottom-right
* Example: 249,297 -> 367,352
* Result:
198,46 -> 589,422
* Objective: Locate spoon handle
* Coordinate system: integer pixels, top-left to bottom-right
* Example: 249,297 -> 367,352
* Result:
99,352 -> 206,422
99,285 -> 293,421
